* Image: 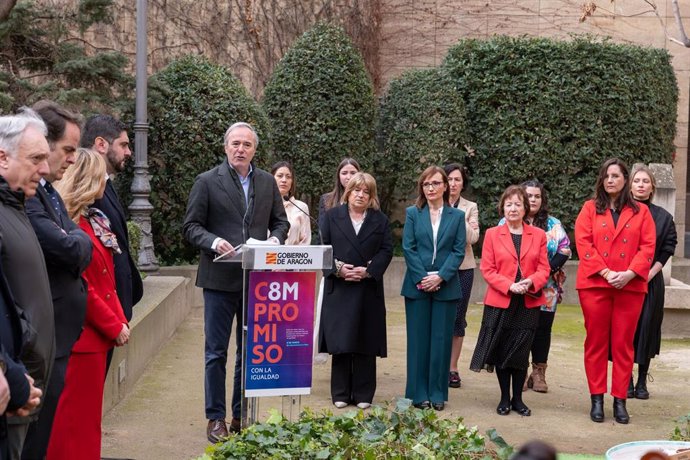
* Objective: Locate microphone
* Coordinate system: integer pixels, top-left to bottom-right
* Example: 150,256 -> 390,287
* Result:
242,194 -> 254,244
283,195 -> 323,245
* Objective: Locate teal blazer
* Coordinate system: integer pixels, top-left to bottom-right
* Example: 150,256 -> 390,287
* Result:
400,204 -> 466,301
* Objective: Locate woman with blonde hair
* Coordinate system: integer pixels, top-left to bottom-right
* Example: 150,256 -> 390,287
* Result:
48,148 -> 129,459
319,172 -> 393,409
628,164 -> 677,399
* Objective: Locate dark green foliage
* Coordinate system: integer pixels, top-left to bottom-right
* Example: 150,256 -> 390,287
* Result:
200,401 -> 506,459
120,55 -> 270,265
443,36 -> 678,235
671,413 -> 690,441
0,0 -> 132,113
262,23 -> 377,215
378,67 -> 470,213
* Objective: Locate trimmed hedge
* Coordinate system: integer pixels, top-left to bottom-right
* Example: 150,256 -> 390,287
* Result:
378,67 -> 470,213
443,36 -> 678,234
120,55 -> 270,265
262,23 -> 377,215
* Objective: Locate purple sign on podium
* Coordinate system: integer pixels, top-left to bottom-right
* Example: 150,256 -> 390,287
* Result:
245,271 -> 316,397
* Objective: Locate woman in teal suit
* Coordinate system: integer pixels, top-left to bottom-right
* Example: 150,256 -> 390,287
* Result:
401,166 -> 466,411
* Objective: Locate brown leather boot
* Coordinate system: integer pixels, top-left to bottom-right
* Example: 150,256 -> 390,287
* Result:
531,363 -> 548,393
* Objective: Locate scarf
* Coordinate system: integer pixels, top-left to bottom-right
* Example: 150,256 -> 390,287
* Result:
87,207 -> 122,254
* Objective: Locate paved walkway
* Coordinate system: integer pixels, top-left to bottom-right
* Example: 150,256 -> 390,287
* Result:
102,300 -> 690,459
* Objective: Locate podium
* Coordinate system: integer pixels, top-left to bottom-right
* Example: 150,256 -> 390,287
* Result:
215,244 -> 332,427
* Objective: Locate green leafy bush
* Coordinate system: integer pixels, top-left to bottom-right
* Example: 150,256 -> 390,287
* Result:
199,401 -> 510,460
671,413 -> 690,441
120,55 -> 270,265
378,67 -> 470,214
443,36 -> 678,237
262,23 -> 377,215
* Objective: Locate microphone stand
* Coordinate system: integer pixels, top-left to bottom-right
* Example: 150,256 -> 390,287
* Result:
283,195 -> 323,245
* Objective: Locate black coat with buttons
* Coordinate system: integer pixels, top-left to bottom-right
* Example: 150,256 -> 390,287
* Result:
574,200 -> 656,292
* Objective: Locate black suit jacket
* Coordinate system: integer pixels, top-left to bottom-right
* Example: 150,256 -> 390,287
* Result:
92,179 -> 144,321
26,184 -> 92,358
183,161 -> 290,292
318,204 -> 393,356
0,233 -> 30,412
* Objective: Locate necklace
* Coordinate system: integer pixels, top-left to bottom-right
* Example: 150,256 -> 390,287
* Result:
349,209 -> 366,225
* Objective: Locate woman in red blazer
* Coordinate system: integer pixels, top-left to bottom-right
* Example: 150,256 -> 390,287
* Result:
49,148 -> 130,460
470,185 -> 550,417
575,158 -> 655,425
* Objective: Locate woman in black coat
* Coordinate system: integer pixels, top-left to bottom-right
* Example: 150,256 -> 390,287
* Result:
629,165 -> 677,399
319,172 -> 393,409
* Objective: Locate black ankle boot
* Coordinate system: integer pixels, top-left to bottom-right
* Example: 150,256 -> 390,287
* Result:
627,377 -> 635,399
613,397 -> 629,424
634,374 -> 649,400
590,394 -> 604,423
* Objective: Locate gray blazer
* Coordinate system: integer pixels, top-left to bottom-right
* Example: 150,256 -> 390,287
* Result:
183,161 -> 289,292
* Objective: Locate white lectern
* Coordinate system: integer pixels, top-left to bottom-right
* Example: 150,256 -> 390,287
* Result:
215,244 -> 332,428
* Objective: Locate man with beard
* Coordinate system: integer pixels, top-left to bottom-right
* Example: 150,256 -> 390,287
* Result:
23,101 -> 93,460
80,115 -> 143,326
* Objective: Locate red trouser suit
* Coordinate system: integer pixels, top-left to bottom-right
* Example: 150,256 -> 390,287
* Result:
575,200 -> 655,399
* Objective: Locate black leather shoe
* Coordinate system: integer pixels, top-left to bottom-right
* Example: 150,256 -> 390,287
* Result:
627,377 -> 635,399
413,401 -> 430,409
496,403 -> 511,416
634,380 -> 649,400
432,402 -> 444,411
613,397 -> 629,424
590,394 -> 604,423
511,400 -> 531,416
229,417 -> 241,433
207,419 -> 228,443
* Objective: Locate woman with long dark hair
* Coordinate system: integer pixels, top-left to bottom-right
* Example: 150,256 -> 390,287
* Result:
272,161 -> 311,245
443,163 -> 479,389
575,158 -> 655,424
628,165 -> 677,399
518,180 -> 571,393
318,158 -> 360,225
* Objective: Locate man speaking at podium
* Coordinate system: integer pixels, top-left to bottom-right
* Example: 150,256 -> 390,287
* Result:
183,122 -> 289,443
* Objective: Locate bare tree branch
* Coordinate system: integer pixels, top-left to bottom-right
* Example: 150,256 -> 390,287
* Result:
0,0 -> 18,23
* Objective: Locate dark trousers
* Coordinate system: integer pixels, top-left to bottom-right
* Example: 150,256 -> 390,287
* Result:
531,310 -> 556,363
204,288 -> 243,420
330,353 -> 376,404
22,355 -> 68,459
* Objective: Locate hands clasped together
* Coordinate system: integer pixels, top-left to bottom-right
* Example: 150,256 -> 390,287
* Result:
419,273 -> 443,292
509,278 -> 533,295
600,268 -> 636,289
339,264 -> 369,282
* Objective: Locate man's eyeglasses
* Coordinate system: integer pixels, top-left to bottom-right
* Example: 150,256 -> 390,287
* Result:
422,181 -> 444,189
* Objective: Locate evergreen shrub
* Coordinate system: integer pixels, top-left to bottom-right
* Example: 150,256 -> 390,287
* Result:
262,23 -> 377,215
378,67 -> 470,214
120,55 -> 270,265
443,36 -> 678,236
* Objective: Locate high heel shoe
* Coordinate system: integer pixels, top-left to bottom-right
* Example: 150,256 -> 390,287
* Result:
613,397 -> 629,424
590,394 -> 604,423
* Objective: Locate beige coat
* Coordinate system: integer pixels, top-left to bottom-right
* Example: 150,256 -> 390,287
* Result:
455,197 -> 479,270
